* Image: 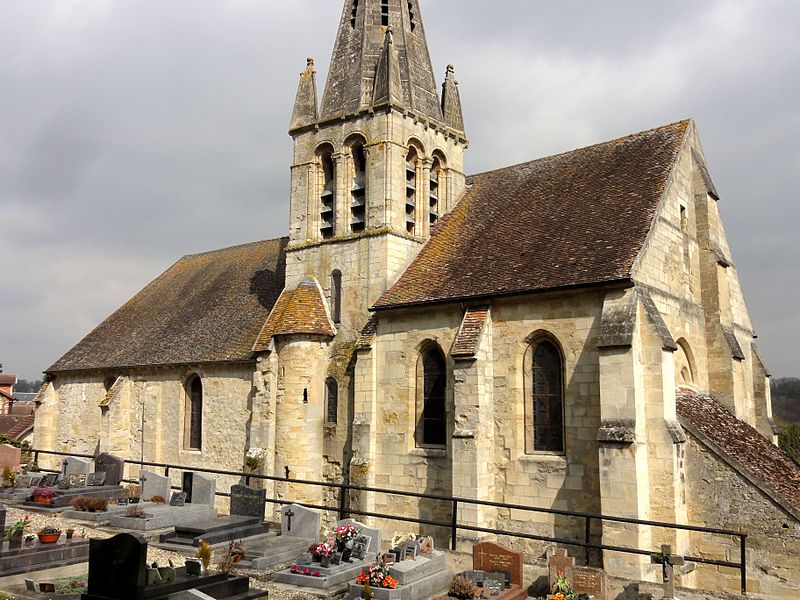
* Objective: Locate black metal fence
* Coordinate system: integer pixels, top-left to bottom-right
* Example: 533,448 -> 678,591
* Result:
29,448 -> 748,595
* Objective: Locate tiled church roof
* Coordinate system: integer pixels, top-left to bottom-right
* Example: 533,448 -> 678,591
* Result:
375,120 -> 690,309
677,389 -> 800,518
48,238 -> 288,373
253,278 -> 335,350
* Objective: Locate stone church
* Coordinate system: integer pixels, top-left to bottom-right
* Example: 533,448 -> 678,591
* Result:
34,0 -> 800,596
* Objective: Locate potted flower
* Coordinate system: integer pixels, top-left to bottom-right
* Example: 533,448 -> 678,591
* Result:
125,484 -> 142,504
229,540 -> 246,563
356,561 -> 399,590
38,526 -> 62,544
547,569 -> 577,600
5,515 -> 30,546
310,536 -> 336,568
31,486 -> 57,504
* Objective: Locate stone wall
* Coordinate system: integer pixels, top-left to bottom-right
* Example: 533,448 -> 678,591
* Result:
685,434 -> 800,598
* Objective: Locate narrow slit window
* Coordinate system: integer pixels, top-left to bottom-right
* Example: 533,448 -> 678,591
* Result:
331,269 -> 342,324
325,378 -> 338,424
184,375 -> 203,451
408,1 -> 416,31
351,0 -> 359,28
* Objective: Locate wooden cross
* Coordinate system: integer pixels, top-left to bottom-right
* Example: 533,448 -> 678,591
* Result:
285,509 -> 295,532
651,544 -> 684,600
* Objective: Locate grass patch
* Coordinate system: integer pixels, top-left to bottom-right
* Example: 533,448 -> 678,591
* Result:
53,574 -> 88,594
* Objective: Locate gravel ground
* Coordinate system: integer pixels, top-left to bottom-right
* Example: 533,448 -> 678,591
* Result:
2,506 -> 325,597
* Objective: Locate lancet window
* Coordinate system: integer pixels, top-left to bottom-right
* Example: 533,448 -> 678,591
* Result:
184,374 -> 203,451
429,156 -> 442,227
405,147 -> 419,235
350,142 -> 366,233
318,146 -> 336,239
529,339 -> 564,452
417,345 -> 447,447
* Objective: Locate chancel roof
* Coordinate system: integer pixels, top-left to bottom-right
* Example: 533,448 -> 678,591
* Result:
48,238 -> 288,373
375,120 -> 690,309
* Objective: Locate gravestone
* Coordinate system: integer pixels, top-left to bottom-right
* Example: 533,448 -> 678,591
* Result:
474,541 -> 524,588
399,539 -> 420,560
87,472 -> 107,486
170,492 -> 187,506
186,473 -> 216,507
651,544 -> 684,600
86,532 -> 148,600
140,470 -> 170,501
95,453 -> 124,486
29,474 -> 43,487
63,456 -> 92,478
336,518 -> 381,555
281,503 -> 320,540
230,484 -> 265,519
0,444 -> 21,470
0,504 -> 6,537
40,473 -> 58,487
572,566 -> 608,600
547,547 -> 576,591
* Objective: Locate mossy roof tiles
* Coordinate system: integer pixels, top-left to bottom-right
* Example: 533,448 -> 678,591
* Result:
48,237 -> 288,373
677,389 -> 800,518
375,120 -> 690,309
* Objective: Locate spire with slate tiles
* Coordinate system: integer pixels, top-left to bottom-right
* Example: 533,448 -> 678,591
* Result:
320,0 -> 443,123
289,58 -> 319,132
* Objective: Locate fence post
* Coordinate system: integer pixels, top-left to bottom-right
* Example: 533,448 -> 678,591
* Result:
245,474 -> 251,486
164,466 -> 170,477
450,499 -> 458,551
338,483 -> 348,521
740,534 -> 747,595
33,450 -> 39,465
584,516 -> 592,566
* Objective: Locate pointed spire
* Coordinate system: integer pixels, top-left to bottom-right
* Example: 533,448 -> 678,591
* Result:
372,29 -> 404,109
441,65 -> 465,133
320,0 -> 443,122
289,58 -> 319,132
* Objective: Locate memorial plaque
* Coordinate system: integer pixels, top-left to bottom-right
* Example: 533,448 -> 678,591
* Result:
28,474 -> 43,487
547,547 -> 576,593
16,474 -> 32,488
572,566 -> 608,600
382,553 -> 397,565
169,491 -> 187,507
39,583 -> 55,593
87,472 -> 106,486
352,538 -> 368,560
474,541 -> 524,587
417,535 -> 434,555
96,453 -> 124,486
78,473 -> 87,486
185,558 -> 202,576
86,533 -> 147,600
68,473 -> 79,487
40,473 -> 58,487
24,579 -> 35,591
230,484 -> 266,518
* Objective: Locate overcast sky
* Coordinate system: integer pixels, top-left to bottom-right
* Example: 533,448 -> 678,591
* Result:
1,0 -> 798,381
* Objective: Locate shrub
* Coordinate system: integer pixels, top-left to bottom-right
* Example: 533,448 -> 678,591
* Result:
448,576 -> 476,600
88,497 -> 109,512
32,486 -> 57,498
151,495 -> 166,504
125,484 -> 142,499
125,505 -> 144,518
69,496 -> 93,511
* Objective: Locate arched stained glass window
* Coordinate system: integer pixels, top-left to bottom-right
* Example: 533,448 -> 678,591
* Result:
531,341 -> 564,452
418,346 -> 446,446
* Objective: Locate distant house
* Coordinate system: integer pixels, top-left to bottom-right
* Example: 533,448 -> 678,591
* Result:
0,373 -> 17,415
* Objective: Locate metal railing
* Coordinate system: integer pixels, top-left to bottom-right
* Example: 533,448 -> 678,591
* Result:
29,448 -> 748,594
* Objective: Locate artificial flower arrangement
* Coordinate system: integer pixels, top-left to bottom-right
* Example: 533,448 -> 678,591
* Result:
32,486 -> 57,499
290,566 -> 322,577
357,560 -> 398,589
309,535 -> 336,558
334,522 -> 361,547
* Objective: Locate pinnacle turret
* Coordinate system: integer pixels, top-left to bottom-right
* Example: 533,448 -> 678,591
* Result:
441,65 -> 465,133
372,29 -> 404,109
289,58 -> 319,132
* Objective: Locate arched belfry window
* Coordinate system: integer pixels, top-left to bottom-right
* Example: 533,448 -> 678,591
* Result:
331,269 -> 342,324
429,155 -> 443,227
318,146 -> 335,239
326,378 -> 339,424
350,142 -> 366,233
381,0 -> 389,26
417,345 -> 447,447
405,147 -> 419,235
529,339 -> 564,452
184,375 -> 203,451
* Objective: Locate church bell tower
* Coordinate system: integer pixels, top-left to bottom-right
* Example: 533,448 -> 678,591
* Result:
284,0 -> 468,337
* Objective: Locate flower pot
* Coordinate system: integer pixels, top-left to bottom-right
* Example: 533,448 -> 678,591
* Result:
320,556 -> 331,568
8,531 -> 23,547
232,554 -> 242,563
38,533 -> 61,544
342,549 -> 352,562
130,497 -> 140,504
34,496 -> 53,504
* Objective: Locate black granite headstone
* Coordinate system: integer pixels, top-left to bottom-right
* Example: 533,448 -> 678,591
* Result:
86,532 -> 147,600
169,491 -> 186,507
229,484 -> 265,518
0,504 -> 6,539
40,473 -> 58,487
96,453 -> 124,486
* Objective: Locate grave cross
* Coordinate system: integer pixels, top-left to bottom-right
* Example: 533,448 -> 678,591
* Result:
285,509 -> 295,532
651,544 -> 684,600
